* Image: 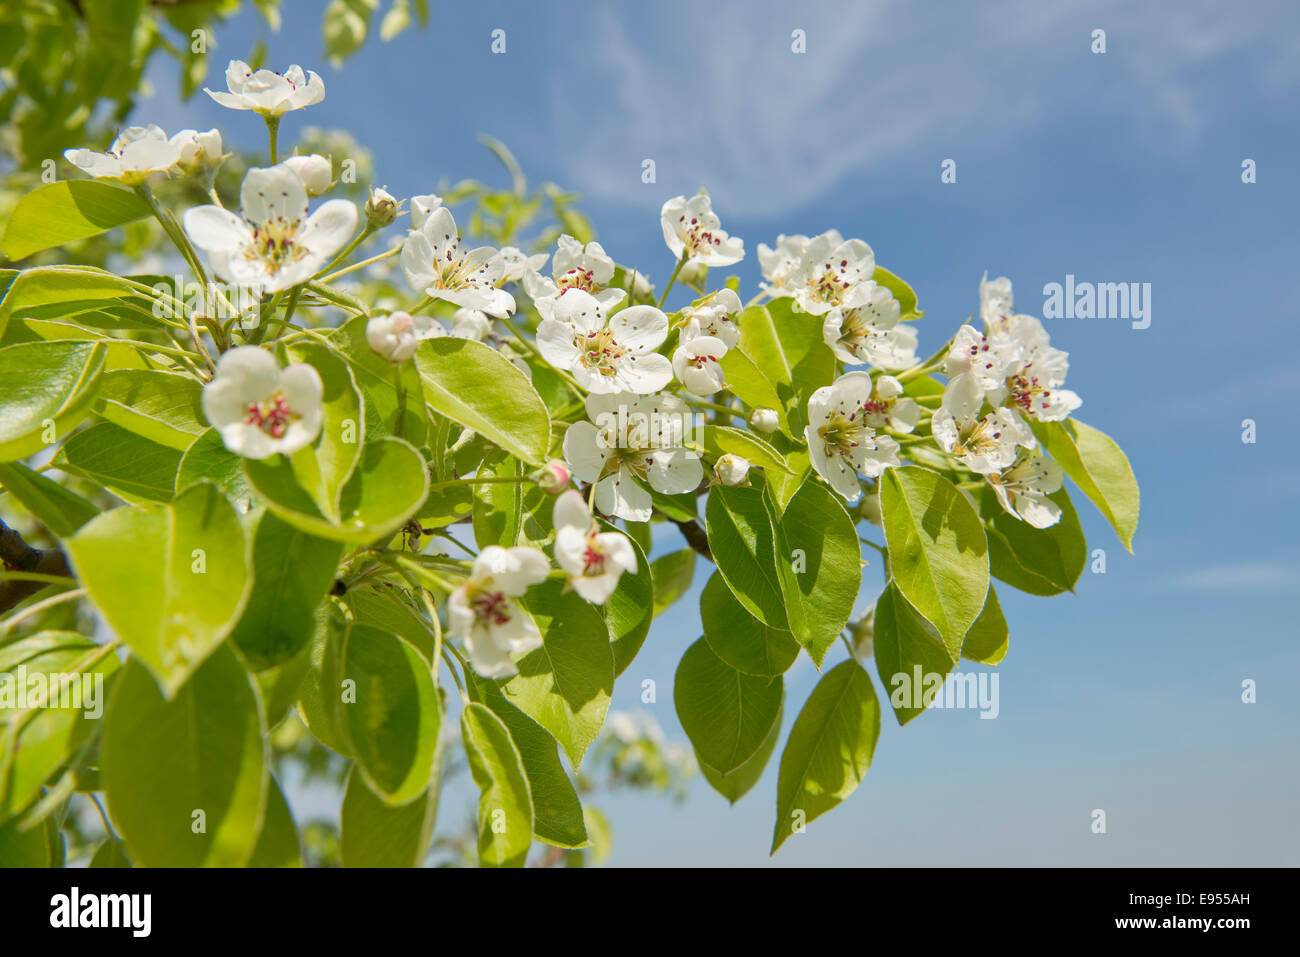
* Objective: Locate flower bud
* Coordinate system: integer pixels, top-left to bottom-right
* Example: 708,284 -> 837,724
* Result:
366,186 -> 401,228
714,453 -> 750,487
849,606 -> 875,660
366,311 -> 442,363
857,488 -> 882,526
409,193 -> 443,230
451,307 -> 492,341
531,460 -> 571,494
749,407 -> 779,433
282,154 -> 332,196
170,128 -> 224,175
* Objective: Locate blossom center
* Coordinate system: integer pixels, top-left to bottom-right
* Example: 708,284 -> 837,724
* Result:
557,268 -> 597,294
470,588 -> 512,626
582,538 -> 606,575
818,412 -> 866,458
810,260 -> 853,304
243,391 -> 296,439
250,219 -> 307,275
677,215 -> 723,255
578,328 -> 626,374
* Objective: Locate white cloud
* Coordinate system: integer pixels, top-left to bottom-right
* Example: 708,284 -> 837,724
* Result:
549,0 -> 1300,217
1165,562 -> 1300,590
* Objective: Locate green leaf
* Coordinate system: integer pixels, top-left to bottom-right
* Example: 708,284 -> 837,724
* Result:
175,427 -> 253,504
380,0 -> 412,40
230,511 -> 344,670
248,775 -> 303,867
94,369 -> 205,450
326,315 -> 427,444
65,481 -> 251,696
649,547 -> 696,617
699,424 -> 791,473
0,814 -> 50,866
285,341 -> 364,519
346,588 -> 435,662
0,462 -> 98,536
504,579 -> 614,768
471,454 -> 552,548
871,266 -> 921,318
674,637 -> 783,776
88,838 -> 132,868
872,582 -> 956,725
765,447 -> 810,515
341,626 -> 440,806
962,586 -> 1009,665
295,601 -> 353,755
341,765 -> 439,867
768,478 -> 861,666
414,337 -> 551,465
700,699 -> 783,805
245,436 -> 429,545
0,634 -> 119,821
461,702 -> 533,867
1032,419 -> 1139,552
323,0 -> 378,65
700,572 -> 800,677
468,672 -> 587,849
979,486 -> 1087,596
719,349 -> 791,437
602,523 -> 653,677
880,466 -> 989,654
771,660 -> 880,854
0,181 -> 152,261
0,340 -> 105,461
102,646 -> 266,867
705,485 -> 788,628
0,266 -> 161,340
54,422 -> 182,503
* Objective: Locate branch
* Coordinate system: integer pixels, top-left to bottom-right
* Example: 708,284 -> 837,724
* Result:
673,519 -> 712,562
0,518 -> 72,614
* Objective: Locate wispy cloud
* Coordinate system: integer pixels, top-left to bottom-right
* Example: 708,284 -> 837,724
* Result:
1164,562 -> 1300,590
548,0 -> 1300,217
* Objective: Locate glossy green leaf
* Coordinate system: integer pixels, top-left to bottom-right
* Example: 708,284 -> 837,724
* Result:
699,424 -> 792,473
0,181 -> 151,261
230,511 -> 344,670
700,699 -> 782,805
65,480 -> 251,696
962,586 -> 1009,665
175,427 -> 253,505
1032,419 -> 1139,552
649,547 -> 696,617
245,436 -> 429,545
0,340 -> 105,461
871,266 -> 921,318
102,646 -> 267,867
285,340 -> 364,520
674,638 -> 783,776
602,523 -> 653,677
340,765 -> 439,867
295,601 -> 353,756
771,660 -> 880,854
700,572 -> 800,677
880,466 -> 988,654
768,478 -> 861,666
705,485 -> 788,628
0,266 -> 161,341
0,462 -> 98,536
414,336 -> 551,465
872,582 -> 957,725
461,702 -> 533,868
94,369 -> 205,450
468,672 -> 587,849
54,422 -> 182,503
981,486 -> 1087,596
341,626 -> 440,806
346,588 -> 435,662
248,776 -> 303,867
504,579 -> 613,768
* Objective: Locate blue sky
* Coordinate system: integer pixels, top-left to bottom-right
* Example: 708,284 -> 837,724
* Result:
141,0 -> 1300,865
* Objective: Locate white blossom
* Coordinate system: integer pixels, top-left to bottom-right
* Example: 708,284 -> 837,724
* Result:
448,546 -> 550,679
672,334 -> 728,396
536,290 -> 672,394
409,193 -> 443,230
805,371 -> 901,502
749,407 -> 780,434
789,232 -> 878,316
201,346 -> 323,459
183,163 -> 358,294
680,288 -> 742,349
987,452 -> 1065,528
450,307 -> 492,341
714,453 -> 750,486
205,60 -> 325,116
63,125 -> 180,186
823,283 -> 918,369
551,490 -> 637,603
660,192 -> 744,267
987,314 -> 1081,422
493,246 -> 548,283
562,392 -> 703,521
523,235 -> 626,322
932,373 -> 1033,474
757,233 -> 815,296
170,128 -> 224,175
400,206 -> 515,317
365,311 -> 443,363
